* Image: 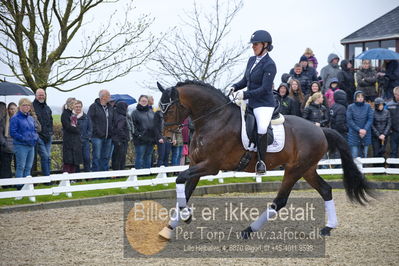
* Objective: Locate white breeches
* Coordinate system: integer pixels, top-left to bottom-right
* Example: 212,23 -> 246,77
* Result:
253,107 -> 274,134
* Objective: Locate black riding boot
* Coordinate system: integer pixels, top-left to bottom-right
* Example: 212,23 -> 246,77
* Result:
256,133 -> 268,174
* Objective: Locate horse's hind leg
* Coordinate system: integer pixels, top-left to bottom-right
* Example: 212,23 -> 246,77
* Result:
303,166 -> 337,236
242,167 -> 302,238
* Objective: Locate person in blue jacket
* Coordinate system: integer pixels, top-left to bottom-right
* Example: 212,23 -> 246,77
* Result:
230,30 -> 276,174
346,91 -> 374,158
10,98 -> 39,182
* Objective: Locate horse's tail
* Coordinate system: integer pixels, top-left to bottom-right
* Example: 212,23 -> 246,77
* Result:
321,128 -> 375,205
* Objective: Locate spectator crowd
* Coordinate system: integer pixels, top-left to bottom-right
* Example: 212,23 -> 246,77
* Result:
276,48 -> 399,160
0,89 -> 193,185
0,47 -> 398,183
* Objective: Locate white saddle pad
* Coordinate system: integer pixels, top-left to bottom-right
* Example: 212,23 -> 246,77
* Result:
237,99 -> 285,153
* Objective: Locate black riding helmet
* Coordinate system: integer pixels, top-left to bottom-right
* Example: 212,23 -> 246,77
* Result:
249,30 -> 273,52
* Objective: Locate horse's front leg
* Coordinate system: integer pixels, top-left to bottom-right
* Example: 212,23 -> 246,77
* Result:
159,161 -> 217,240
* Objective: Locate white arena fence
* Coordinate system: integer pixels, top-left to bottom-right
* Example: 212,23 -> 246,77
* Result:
0,157 -> 398,202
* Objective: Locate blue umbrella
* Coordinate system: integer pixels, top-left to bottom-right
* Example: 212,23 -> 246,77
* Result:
355,48 -> 399,60
110,94 -> 137,105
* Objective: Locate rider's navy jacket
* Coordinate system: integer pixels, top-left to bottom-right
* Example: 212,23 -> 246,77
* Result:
232,53 -> 276,108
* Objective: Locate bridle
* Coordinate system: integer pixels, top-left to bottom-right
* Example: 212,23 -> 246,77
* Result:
159,98 -> 178,115
160,99 -> 187,128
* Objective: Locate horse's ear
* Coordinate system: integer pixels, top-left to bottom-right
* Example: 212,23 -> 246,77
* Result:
171,87 -> 179,100
157,82 -> 165,93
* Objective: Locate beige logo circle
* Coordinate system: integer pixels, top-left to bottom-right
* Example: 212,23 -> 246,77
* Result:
125,200 -> 169,255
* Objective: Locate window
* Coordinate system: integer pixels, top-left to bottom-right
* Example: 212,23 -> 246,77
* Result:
349,43 -> 364,69
349,43 -> 363,60
365,41 -> 379,50
381,39 -> 396,51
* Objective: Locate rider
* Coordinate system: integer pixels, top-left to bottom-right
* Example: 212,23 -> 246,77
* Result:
229,30 -> 276,174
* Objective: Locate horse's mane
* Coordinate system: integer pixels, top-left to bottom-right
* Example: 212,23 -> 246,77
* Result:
175,80 -> 230,103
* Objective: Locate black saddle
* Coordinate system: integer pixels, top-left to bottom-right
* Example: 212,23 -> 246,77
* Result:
245,105 -> 280,147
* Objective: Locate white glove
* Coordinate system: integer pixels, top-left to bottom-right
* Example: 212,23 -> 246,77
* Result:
233,90 -> 244,100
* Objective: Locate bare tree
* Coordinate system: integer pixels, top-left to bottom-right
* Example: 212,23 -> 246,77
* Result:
150,0 -> 246,90
0,0 -> 156,92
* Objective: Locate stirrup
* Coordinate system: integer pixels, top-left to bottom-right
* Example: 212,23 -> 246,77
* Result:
255,160 -> 266,175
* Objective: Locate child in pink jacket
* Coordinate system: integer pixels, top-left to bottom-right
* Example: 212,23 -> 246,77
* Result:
325,78 -> 341,108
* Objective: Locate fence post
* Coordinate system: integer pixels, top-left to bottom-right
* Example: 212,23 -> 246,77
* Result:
15,176 -> 36,202
218,171 -> 224,184
385,158 -> 399,174
154,166 -> 169,186
53,172 -> 72,198
255,173 -> 262,183
123,168 -> 139,190
354,157 -> 363,173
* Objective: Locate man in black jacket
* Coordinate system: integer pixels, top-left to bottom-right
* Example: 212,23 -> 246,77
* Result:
289,63 -> 312,95
88,89 -> 113,171
330,90 -> 348,139
382,60 -> 399,101
111,101 -> 129,170
337,60 -> 356,104
298,56 -> 318,83
329,90 -> 348,160
33,89 -> 53,176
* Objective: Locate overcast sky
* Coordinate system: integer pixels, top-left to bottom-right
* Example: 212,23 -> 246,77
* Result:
1,0 -> 398,111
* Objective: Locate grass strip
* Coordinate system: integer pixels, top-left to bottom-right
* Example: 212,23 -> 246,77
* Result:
0,174 -> 397,206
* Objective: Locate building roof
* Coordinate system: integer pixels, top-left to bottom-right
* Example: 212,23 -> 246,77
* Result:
341,6 -> 399,44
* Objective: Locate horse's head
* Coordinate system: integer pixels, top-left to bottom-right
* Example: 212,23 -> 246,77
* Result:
157,82 -> 189,138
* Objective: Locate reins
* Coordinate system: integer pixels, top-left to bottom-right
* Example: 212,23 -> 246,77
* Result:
181,99 -> 234,127
165,91 -> 236,129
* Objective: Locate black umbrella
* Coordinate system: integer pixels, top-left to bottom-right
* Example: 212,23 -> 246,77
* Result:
0,81 -> 34,96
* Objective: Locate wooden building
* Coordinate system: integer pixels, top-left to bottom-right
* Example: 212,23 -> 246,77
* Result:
341,6 -> 399,61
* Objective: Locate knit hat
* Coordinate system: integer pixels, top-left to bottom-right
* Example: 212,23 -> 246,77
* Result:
299,55 -> 308,62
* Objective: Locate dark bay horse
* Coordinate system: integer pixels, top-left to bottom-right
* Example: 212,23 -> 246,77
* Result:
156,80 -> 373,240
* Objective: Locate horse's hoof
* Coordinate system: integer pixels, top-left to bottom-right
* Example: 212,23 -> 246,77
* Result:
180,207 -> 192,224
159,226 -> 173,240
241,226 -> 253,239
320,226 -> 333,236
183,214 -> 192,224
